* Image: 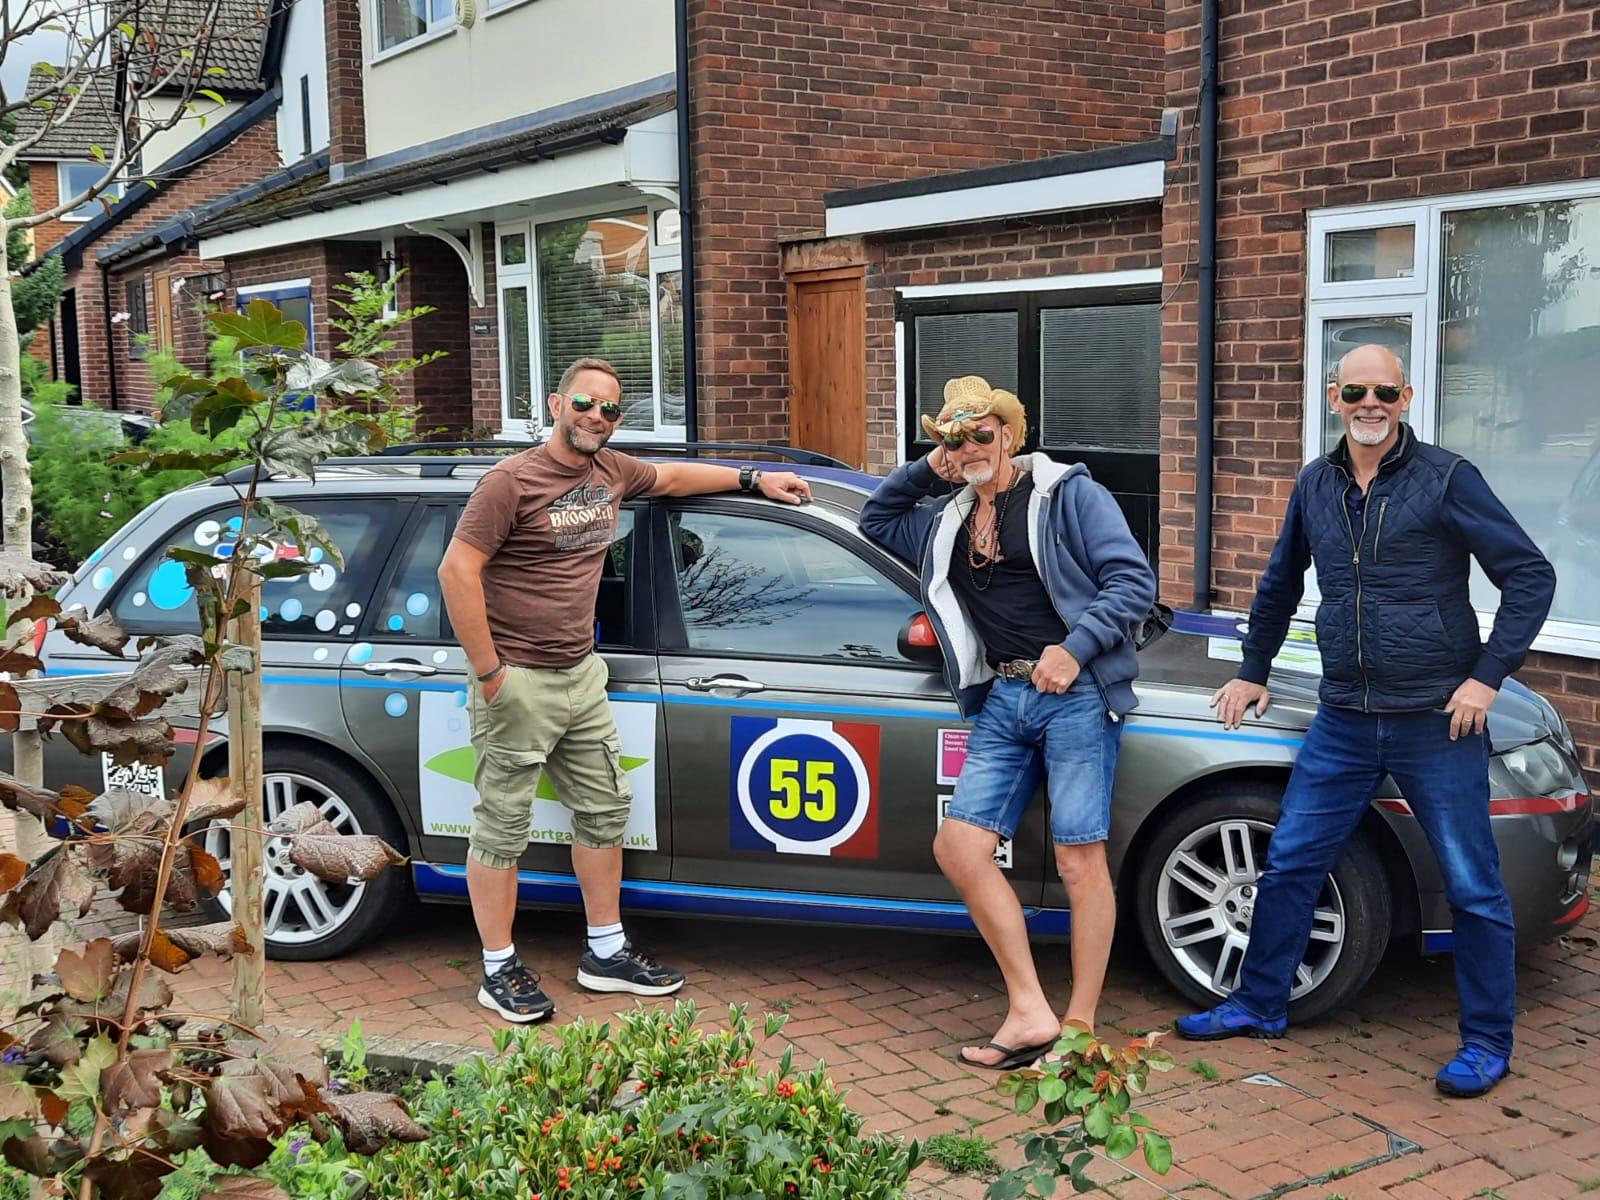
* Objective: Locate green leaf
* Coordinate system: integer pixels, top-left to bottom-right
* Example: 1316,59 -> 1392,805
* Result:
197,88 -> 227,106
1038,1076 -> 1067,1104
1012,1081 -> 1038,1115
1127,1113 -> 1152,1128
140,449 -> 244,475
206,299 -> 308,351
57,1034 -> 117,1105
1142,1130 -> 1173,1174
1104,1123 -> 1137,1160
1083,1103 -> 1111,1141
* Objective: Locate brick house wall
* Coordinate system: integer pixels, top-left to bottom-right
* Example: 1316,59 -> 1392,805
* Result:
392,235 -> 474,437
225,240 -> 379,358
25,161 -> 78,259
43,117 -> 283,406
689,0 -> 1167,467
1160,0 -> 1600,772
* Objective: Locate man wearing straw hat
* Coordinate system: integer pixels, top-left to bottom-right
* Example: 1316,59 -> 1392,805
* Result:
861,376 -> 1157,1070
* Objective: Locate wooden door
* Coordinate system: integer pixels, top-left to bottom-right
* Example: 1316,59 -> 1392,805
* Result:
152,271 -> 174,351
788,266 -> 866,468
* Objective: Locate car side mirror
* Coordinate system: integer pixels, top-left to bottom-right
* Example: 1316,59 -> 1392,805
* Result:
898,611 -> 942,665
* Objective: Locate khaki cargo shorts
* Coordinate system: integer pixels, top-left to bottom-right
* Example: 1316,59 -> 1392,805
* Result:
466,654 -> 633,868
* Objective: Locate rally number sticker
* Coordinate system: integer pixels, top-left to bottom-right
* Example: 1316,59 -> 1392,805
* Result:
730,717 -> 879,858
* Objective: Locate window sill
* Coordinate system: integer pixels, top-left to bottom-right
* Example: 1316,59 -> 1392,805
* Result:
483,0 -> 540,19
370,23 -> 458,67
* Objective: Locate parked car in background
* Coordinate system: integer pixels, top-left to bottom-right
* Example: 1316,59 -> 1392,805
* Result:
28,444 -> 1594,1021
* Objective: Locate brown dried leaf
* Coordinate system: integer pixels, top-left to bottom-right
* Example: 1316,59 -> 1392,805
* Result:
111,921 -> 242,966
38,1089 -> 68,1128
100,637 -> 205,720
25,1015 -> 84,1066
55,938 -> 117,1002
1,1133 -> 50,1176
61,713 -> 177,767
289,834 -> 406,884
5,592 -> 61,627
0,1078 -> 35,1121
318,1089 -> 429,1155
87,788 -> 175,835
204,1073 -> 290,1144
55,609 -> 130,656
0,648 -> 42,674
190,845 -> 225,896
0,770 -> 63,823
0,849 -> 96,940
266,800 -> 335,837
55,967 -> 173,1031
89,837 -> 165,916
0,552 -> 70,599
82,1152 -> 175,1200
101,1047 -> 173,1111
0,682 -> 19,733
202,1180 -> 292,1200
58,784 -> 96,824
0,853 -> 24,895
187,775 -> 244,824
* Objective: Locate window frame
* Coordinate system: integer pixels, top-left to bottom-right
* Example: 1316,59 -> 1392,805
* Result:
57,162 -> 122,223
124,275 -> 150,344
359,501 -> 460,645
494,199 -> 684,443
650,499 -> 929,671
1304,178 -> 1600,658
370,0 -> 456,62
237,278 -> 315,352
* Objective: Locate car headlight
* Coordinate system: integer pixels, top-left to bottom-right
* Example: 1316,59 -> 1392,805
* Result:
1497,738 -> 1579,797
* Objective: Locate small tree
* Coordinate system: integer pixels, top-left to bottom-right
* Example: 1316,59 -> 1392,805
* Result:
0,300 -> 428,1199
0,0 -> 272,990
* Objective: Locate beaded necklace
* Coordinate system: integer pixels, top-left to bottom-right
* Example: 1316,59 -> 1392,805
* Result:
962,467 -> 1026,591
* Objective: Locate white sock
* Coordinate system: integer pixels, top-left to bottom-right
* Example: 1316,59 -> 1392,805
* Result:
587,922 -> 625,960
483,944 -> 516,977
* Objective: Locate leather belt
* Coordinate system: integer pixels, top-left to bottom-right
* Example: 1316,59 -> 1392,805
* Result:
993,658 -> 1039,681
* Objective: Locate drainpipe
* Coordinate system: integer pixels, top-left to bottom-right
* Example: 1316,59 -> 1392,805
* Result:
100,261 -> 120,411
1193,0 -> 1219,612
674,0 -> 700,451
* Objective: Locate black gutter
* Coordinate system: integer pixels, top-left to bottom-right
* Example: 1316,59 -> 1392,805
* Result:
675,0 -> 699,446
99,261 -> 118,411
1194,0 -> 1219,612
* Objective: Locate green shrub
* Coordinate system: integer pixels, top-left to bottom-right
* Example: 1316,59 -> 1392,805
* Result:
348,1000 -> 920,1200
925,1132 -> 998,1176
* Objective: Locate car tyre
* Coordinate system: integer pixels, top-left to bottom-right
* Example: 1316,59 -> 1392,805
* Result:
1133,779 -> 1391,1024
202,746 -> 413,961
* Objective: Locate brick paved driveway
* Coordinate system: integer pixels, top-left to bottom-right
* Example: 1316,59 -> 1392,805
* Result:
136,896 -> 1600,1200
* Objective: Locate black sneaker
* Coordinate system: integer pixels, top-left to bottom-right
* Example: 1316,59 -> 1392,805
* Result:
577,940 -> 685,996
476,957 -> 555,1023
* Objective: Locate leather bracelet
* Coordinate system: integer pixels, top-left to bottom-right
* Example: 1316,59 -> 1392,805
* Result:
477,664 -> 506,683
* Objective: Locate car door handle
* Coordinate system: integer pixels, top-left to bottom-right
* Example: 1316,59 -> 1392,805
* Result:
361,661 -> 437,676
685,675 -> 766,695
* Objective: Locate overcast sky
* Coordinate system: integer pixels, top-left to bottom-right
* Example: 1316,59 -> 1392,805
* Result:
2,4 -> 79,104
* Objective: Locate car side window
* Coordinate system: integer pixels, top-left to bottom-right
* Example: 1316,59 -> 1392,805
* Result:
597,509 -> 635,649
111,501 -> 394,639
667,510 -> 919,663
371,506 -> 453,642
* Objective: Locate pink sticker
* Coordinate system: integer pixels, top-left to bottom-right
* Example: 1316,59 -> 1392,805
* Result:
937,728 -> 969,785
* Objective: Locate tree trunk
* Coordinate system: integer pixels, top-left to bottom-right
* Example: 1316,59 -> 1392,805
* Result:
0,213 -> 58,992
228,573 -> 266,1028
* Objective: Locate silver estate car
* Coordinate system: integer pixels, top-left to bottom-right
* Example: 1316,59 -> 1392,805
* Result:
32,445 -> 1594,1021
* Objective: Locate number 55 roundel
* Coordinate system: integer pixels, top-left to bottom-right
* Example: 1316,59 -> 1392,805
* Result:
730,717 -> 880,858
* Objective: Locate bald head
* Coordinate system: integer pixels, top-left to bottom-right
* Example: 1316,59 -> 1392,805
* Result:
1335,343 -> 1407,387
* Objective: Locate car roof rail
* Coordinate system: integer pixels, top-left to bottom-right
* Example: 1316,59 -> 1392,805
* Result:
376,440 -> 854,468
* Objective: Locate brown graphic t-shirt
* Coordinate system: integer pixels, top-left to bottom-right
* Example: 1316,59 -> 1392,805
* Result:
453,447 -> 657,667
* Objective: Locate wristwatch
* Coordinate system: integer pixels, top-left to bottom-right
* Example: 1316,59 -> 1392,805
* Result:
739,466 -> 763,493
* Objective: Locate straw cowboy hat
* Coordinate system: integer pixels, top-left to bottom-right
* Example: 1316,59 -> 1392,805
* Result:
920,375 -> 1027,445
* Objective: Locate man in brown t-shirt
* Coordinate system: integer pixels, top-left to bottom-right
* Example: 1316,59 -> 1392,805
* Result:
439,356 -> 812,1022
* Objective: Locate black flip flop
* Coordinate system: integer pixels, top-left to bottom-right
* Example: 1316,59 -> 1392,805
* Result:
954,1040 -> 1053,1071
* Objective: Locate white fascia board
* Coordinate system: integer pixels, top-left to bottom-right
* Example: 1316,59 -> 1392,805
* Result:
624,110 -> 679,187
897,268 -> 1162,299
824,158 -> 1164,239
197,142 -> 627,259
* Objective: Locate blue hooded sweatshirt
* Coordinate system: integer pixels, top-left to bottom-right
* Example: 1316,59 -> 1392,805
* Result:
859,452 -> 1157,720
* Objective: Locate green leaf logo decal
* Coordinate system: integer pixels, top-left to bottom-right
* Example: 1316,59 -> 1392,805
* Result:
424,747 -> 648,801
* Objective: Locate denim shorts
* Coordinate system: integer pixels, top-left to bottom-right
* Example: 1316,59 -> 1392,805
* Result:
947,677 -> 1122,846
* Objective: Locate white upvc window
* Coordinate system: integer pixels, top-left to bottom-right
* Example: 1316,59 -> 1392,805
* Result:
58,162 -> 122,222
1304,179 -> 1600,658
372,0 -> 453,58
495,200 -> 685,443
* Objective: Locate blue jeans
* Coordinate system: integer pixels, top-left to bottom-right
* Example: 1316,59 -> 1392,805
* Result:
1231,704 -> 1516,1056
947,677 -> 1122,845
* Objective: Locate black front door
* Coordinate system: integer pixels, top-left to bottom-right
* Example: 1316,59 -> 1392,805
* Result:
60,289 -> 81,394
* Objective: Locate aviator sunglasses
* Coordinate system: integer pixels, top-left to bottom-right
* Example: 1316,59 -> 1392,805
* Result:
940,426 -> 997,450
567,392 -> 624,421
1339,383 -> 1404,405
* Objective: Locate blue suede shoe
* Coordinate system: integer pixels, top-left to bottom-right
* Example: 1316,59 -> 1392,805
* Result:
1175,997 -> 1288,1041
1435,1044 -> 1509,1097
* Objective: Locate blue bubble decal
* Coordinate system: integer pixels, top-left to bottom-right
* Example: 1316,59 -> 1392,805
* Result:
405,592 -> 430,617
91,566 -> 116,590
226,517 -> 243,533
87,547 -> 107,565
280,598 -> 304,622
454,691 -> 468,708
384,693 -> 409,718
349,643 -> 374,665
147,560 -> 194,610
388,615 -> 404,632
309,546 -> 325,563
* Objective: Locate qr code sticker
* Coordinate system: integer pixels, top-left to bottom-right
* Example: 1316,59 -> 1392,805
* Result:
101,754 -> 165,799
937,794 -> 1012,869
